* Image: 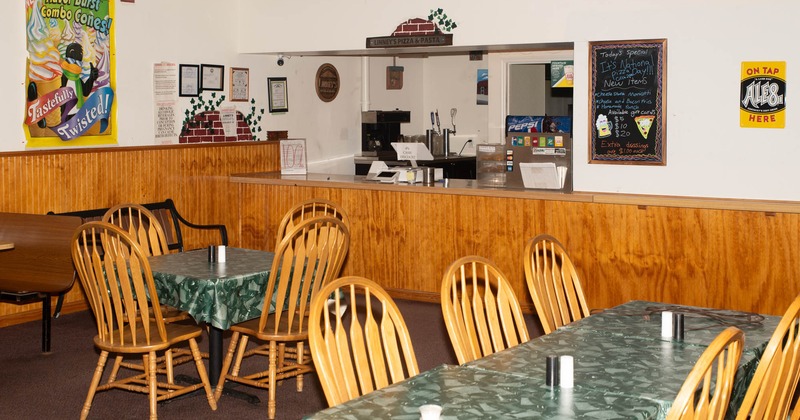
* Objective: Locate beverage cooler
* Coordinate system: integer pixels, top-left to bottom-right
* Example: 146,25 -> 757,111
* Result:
501,115 -> 573,192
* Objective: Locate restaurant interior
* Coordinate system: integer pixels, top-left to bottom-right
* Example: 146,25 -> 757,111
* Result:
2,1 -> 800,419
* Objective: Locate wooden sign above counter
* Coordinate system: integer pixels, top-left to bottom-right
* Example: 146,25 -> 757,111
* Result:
589,39 -> 667,165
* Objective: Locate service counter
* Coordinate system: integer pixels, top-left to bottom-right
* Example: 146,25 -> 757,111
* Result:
231,171 -> 800,316
353,155 -> 477,179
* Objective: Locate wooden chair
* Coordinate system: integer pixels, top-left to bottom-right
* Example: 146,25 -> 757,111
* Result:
103,204 -> 171,257
441,255 -> 530,365
214,216 -> 350,419
735,295 -> 800,420
309,276 -> 419,406
103,203 -> 190,323
666,326 -> 744,420
275,198 -> 350,248
71,221 -> 217,420
523,234 -> 590,334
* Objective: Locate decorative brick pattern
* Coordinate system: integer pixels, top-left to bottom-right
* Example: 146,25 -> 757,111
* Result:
392,18 -> 440,36
178,110 -> 254,143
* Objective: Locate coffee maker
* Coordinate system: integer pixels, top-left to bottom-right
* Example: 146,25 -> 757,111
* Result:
361,110 -> 410,158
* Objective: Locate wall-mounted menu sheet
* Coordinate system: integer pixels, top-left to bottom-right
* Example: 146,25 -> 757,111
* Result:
589,39 -> 667,165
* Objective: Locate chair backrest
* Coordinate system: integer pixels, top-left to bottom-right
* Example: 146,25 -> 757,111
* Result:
259,216 -> 350,336
275,199 -> 350,248
71,221 -> 168,347
102,204 -> 171,256
523,234 -> 590,334
441,255 -> 530,365
666,326 -> 745,420
735,295 -> 800,420
309,276 -> 419,406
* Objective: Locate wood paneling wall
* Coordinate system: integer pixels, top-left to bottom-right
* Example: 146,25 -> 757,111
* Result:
237,183 -> 799,316
0,142 -> 280,326
3,145 -> 796,326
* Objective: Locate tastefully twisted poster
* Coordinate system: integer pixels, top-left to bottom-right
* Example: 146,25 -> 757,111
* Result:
23,0 -> 116,147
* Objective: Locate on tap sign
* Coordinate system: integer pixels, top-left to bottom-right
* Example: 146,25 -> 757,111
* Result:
740,61 -> 786,129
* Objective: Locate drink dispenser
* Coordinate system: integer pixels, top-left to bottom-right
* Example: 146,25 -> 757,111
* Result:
504,131 -> 573,192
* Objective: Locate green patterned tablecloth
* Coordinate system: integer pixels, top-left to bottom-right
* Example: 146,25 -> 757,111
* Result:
306,364 -> 662,419
467,301 -> 779,420
149,248 -> 274,330
563,300 -> 779,354
305,301 -> 776,419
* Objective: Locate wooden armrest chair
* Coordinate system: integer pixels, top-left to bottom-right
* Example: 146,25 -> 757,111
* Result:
735,294 -> 800,419
441,255 -> 530,365
523,234 -> 590,334
666,326 -> 744,420
309,276 -> 419,407
275,198 -> 350,249
214,216 -> 350,419
71,222 -> 217,420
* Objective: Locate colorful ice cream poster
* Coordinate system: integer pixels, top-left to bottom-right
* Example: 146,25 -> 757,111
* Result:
24,0 -> 116,147
740,61 -> 785,129
551,60 -> 574,88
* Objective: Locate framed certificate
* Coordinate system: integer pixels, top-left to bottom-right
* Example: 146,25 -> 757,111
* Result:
200,64 -> 224,91
268,77 -> 288,113
178,64 -> 199,97
230,67 -> 249,102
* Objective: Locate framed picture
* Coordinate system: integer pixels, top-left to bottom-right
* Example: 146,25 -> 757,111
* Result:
229,67 -> 249,102
268,77 -> 288,113
178,64 -> 199,97
200,64 -> 224,91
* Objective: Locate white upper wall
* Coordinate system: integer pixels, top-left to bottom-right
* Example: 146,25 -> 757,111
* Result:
238,0 -> 800,201
2,0 -> 361,174
3,1 -> 799,201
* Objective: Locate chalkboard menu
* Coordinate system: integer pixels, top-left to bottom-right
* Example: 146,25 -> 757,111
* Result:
589,39 -> 667,165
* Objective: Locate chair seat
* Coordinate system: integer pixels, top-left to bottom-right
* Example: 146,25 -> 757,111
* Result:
94,321 -> 203,354
229,312 -> 310,342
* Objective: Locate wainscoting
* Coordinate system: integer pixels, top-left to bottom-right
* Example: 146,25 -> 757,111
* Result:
0,141 -> 280,326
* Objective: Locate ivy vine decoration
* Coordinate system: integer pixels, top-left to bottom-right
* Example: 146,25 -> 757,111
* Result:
181,92 -> 226,135
428,8 -> 457,33
244,98 -> 265,141
181,92 -> 265,140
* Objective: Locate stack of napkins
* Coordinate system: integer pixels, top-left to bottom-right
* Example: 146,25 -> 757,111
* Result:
519,162 -> 567,189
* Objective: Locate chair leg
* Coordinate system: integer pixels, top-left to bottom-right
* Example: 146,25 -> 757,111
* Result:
109,355 -> 124,382
189,338 -> 217,411
296,341 -> 304,392
277,342 -> 286,386
165,349 -> 174,384
230,335 -> 250,377
269,340 -> 277,419
81,350 -> 109,420
214,331 -> 240,401
147,353 -> 157,420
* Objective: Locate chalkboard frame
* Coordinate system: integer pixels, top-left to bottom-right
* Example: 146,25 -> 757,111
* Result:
589,39 -> 667,165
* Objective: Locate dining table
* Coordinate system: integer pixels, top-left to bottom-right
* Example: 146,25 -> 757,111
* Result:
148,247 -> 275,387
306,300 -> 780,419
